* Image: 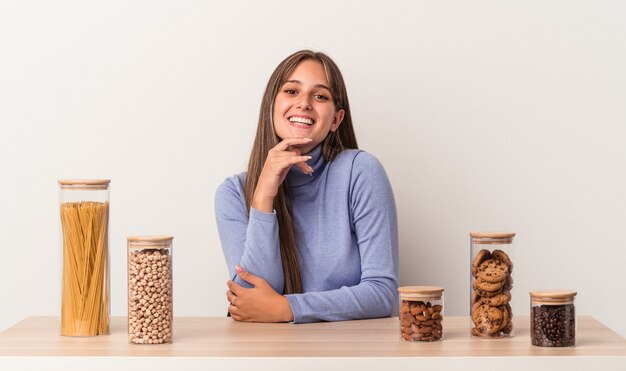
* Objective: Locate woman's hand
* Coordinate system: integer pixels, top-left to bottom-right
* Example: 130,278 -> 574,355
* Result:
252,137 -> 314,212
226,265 -> 294,323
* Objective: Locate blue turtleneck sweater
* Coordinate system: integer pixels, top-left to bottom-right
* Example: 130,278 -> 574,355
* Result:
215,145 -> 398,323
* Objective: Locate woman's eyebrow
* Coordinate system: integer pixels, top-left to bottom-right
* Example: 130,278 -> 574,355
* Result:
285,80 -> 331,91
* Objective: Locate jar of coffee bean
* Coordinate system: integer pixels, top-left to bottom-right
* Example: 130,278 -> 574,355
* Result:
530,290 -> 577,347
127,236 -> 173,344
398,286 -> 444,342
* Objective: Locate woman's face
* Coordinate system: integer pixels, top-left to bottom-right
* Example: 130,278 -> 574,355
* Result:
273,59 -> 345,154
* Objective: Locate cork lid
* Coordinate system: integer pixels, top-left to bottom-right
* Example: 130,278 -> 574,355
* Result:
127,236 -> 173,249
470,232 -> 516,244
398,286 -> 444,300
58,179 -> 110,190
530,290 -> 577,305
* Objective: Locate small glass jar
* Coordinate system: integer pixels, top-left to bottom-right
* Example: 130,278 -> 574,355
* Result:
470,232 -> 515,338
127,236 -> 174,344
398,286 -> 444,342
530,290 -> 577,347
58,179 -> 110,337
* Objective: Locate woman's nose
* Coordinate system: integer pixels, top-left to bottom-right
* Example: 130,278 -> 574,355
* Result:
296,94 -> 312,110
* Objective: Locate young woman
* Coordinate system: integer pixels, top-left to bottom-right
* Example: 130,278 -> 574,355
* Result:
215,50 -> 398,323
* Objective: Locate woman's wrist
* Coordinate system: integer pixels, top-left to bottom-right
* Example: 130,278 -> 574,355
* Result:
279,295 -> 294,322
252,189 -> 275,213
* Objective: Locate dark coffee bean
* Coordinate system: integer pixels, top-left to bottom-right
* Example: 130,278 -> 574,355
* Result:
531,304 -> 575,347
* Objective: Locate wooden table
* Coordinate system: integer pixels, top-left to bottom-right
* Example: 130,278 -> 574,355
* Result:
1,316 -> 625,370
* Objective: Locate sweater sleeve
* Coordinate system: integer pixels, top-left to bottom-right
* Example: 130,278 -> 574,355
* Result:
285,152 -> 399,323
214,176 -> 285,292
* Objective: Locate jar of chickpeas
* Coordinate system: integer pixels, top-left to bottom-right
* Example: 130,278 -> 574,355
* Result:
127,236 -> 173,344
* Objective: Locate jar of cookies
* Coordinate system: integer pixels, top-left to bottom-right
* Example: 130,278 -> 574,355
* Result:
470,232 -> 515,338
127,236 -> 173,344
58,179 -> 110,337
398,286 -> 444,342
530,290 -> 577,347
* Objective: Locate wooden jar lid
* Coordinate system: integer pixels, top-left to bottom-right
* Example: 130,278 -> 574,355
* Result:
398,286 -> 444,300
470,232 -> 516,239
58,179 -> 110,190
530,290 -> 577,305
470,232 -> 516,244
128,236 -> 173,249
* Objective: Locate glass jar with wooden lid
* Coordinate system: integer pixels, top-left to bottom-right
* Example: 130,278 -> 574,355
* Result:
58,179 -> 111,337
398,286 -> 444,342
470,232 -> 515,338
530,290 -> 577,347
127,236 -> 174,344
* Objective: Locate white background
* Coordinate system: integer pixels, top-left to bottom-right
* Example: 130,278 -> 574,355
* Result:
1,0 -> 625,338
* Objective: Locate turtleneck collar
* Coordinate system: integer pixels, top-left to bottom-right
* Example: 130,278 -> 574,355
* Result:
286,144 -> 326,187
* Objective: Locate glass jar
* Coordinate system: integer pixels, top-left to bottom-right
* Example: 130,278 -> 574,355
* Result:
127,236 -> 173,344
530,290 -> 577,347
58,179 -> 110,336
398,286 -> 444,342
470,232 -> 515,338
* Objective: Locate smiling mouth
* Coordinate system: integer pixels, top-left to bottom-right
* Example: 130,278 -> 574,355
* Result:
289,116 -> 314,127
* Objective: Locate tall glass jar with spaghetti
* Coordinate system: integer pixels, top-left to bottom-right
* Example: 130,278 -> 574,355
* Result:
470,232 -> 515,338
58,179 -> 110,336
127,236 -> 173,344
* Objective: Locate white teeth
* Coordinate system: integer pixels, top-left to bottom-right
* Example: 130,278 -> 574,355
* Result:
289,117 -> 313,125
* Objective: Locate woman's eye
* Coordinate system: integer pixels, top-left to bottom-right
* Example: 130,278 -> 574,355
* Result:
314,94 -> 329,101
285,89 -> 297,95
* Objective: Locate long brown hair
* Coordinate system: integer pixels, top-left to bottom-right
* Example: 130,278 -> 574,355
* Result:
245,50 -> 358,294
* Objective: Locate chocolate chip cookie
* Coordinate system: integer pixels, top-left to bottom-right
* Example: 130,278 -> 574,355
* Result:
472,303 -> 505,335
472,249 -> 491,276
481,291 -> 511,306
477,259 -> 509,283
492,249 -> 513,273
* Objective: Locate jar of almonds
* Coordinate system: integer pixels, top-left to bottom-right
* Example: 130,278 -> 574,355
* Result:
470,232 -> 515,338
398,286 -> 444,342
530,290 -> 577,347
127,236 -> 173,344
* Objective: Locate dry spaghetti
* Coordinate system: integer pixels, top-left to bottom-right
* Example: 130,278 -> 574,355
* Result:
60,201 -> 110,336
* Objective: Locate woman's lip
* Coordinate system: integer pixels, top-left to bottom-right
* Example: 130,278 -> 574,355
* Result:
288,114 -> 315,122
287,114 -> 315,129
288,119 -> 314,129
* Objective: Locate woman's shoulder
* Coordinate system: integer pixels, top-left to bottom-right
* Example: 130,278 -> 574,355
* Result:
334,149 -> 387,176
215,172 -> 247,202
